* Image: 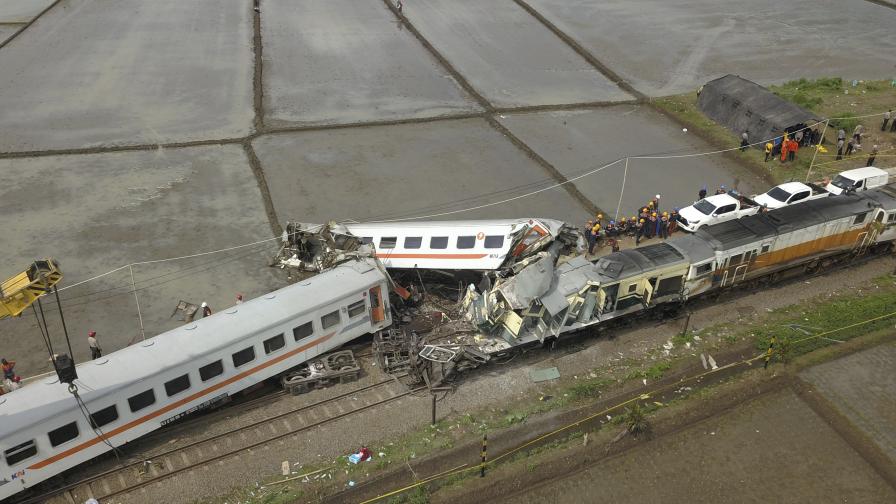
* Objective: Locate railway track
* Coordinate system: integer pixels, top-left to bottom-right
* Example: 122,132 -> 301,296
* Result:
25,379 -> 420,504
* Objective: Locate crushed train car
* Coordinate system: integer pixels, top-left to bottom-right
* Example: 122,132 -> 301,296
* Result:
274,219 -> 584,273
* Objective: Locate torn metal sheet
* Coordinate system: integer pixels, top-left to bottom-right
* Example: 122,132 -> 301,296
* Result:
274,221 -> 373,273
495,252 -> 554,309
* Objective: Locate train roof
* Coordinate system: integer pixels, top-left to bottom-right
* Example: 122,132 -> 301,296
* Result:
344,218 -> 566,232
594,242 -> 688,282
0,259 -> 385,440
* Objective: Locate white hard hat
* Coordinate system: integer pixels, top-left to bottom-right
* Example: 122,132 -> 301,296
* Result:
201,302 -> 208,308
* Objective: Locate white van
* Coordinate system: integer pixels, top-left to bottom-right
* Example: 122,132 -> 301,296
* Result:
826,167 -> 890,195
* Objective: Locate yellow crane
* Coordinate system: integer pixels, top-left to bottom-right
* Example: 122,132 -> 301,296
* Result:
0,259 -> 63,320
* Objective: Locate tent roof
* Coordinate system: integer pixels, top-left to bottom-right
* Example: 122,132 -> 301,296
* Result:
701,74 -> 823,129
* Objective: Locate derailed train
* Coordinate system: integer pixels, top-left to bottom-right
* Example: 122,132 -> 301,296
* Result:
461,185 -> 896,352
1,185 -> 895,500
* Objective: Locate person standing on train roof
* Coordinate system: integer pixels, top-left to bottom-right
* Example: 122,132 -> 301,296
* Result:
201,302 -> 212,318
87,331 -> 102,359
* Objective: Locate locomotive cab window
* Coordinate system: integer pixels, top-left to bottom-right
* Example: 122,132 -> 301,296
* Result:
48,422 -> 80,447
430,236 -> 449,249
728,253 -> 743,266
853,212 -> 869,225
321,310 -> 341,329
165,374 -> 191,397
626,283 -> 638,294
347,300 -> 366,318
761,244 -> 771,254
457,236 -> 476,249
293,321 -> 313,341
404,236 -> 422,249
128,389 -> 156,412
89,405 -> 119,428
232,347 -> 256,368
264,334 -> 286,354
484,235 -> 504,248
379,237 -> 397,249
360,237 -> 373,245
199,360 -> 224,381
694,262 -> 713,276
4,440 -> 37,466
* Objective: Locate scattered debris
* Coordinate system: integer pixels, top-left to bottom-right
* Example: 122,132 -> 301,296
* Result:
281,461 -> 290,476
281,350 -> 360,395
529,367 -> 560,383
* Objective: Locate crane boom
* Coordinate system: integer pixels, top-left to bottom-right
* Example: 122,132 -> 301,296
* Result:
0,259 -> 63,320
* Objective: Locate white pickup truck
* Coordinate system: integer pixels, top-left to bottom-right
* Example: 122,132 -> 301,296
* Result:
677,192 -> 760,232
753,181 -> 830,210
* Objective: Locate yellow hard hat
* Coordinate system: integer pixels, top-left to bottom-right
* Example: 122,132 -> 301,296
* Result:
631,216 -> 637,221
596,213 -> 603,219
662,211 -> 669,216
651,212 -> 657,217
639,218 -> 645,223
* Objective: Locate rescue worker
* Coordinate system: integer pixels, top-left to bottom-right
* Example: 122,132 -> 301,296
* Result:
594,213 -> 604,229
201,302 -> 212,318
617,218 -> 628,235
88,331 -> 102,359
647,213 -> 658,239
780,136 -> 789,162
590,223 -> 601,254
668,209 -> 679,235
2,359 -> 19,384
836,137 -> 844,160
867,145 -> 879,167
837,128 -> 846,145
659,213 -> 669,239
787,138 -> 798,162
585,220 -> 597,253
764,141 -> 773,162
698,185 -> 707,200
845,139 -> 855,156
883,110 -> 892,131
653,194 -> 661,214
628,216 -> 638,237
740,131 -> 749,151
635,218 -> 645,245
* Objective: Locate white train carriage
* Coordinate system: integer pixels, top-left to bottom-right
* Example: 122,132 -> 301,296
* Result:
344,218 -> 570,270
0,258 -> 390,500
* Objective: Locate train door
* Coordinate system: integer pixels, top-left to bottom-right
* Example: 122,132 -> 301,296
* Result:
640,278 -> 654,305
369,285 -> 386,324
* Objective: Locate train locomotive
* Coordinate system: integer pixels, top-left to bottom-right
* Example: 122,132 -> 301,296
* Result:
461,185 -> 896,351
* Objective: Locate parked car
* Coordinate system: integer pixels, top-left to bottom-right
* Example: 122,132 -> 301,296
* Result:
753,181 -> 829,210
825,167 -> 891,195
677,192 -> 760,232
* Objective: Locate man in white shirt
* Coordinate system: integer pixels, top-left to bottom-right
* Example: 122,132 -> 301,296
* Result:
87,331 -> 102,359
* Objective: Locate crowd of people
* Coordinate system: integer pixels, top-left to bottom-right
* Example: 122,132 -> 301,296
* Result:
585,194 -> 682,255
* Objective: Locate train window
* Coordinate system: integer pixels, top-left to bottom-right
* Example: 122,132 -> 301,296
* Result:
888,212 -> 896,223
627,284 -> 637,294
128,389 -> 156,413
293,321 -> 313,341
347,300 -> 366,318
457,236 -> 476,249
728,253 -> 743,266
199,360 -> 224,381
379,237 -> 397,249
321,310 -> 341,329
430,236 -> 448,249
264,334 -> 286,354
404,237 -> 422,249
232,347 -> 256,368
484,235 -> 504,249
89,405 -> 119,428
48,422 -> 79,447
761,244 -> 771,254
360,237 -> 373,245
4,440 -> 37,466
853,212 -> 868,225
164,374 -> 191,397
694,262 -> 713,276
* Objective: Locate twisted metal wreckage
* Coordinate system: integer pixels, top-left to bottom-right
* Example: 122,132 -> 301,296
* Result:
272,219 -> 589,383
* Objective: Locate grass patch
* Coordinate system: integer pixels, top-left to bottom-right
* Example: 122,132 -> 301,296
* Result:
652,78 -> 896,186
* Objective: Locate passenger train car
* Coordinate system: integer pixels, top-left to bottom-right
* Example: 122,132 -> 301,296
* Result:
466,185 -> 896,348
343,218 -> 578,270
0,258 -> 390,500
